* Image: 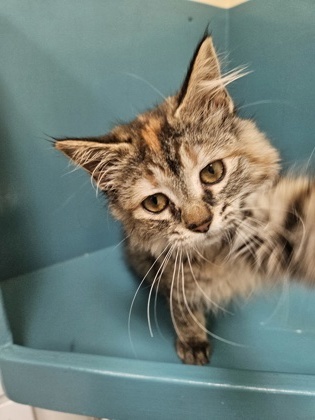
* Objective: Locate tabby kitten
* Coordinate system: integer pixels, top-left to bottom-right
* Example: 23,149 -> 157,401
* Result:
55,35 -> 315,365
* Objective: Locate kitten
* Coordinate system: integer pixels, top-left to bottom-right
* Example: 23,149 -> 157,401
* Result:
55,35 -> 315,365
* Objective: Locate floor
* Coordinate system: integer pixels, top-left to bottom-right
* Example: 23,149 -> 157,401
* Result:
0,382 -> 103,420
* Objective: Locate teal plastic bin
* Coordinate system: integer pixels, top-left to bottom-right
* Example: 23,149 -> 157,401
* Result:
1,1 -> 315,418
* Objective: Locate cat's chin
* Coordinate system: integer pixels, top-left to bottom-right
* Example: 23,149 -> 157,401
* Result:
168,228 -> 224,251
195,230 -> 223,248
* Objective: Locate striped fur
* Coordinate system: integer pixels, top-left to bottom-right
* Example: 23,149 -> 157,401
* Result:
55,36 -> 315,365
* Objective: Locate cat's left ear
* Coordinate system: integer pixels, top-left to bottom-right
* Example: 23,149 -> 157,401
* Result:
54,135 -> 133,192
176,36 -> 241,118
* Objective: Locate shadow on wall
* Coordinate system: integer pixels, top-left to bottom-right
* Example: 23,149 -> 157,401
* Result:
0,16 -> 122,281
0,81 -> 42,280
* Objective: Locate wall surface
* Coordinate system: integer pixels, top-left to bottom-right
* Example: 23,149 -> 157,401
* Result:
229,0 -> 315,168
1,2 -> 314,273
0,0 -> 226,280
1,1 -> 315,419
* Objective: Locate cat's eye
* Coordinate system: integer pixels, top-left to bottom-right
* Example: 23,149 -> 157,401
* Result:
142,193 -> 169,213
200,160 -> 225,185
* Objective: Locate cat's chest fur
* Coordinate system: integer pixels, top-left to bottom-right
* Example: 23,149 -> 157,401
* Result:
128,238 -> 263,314
187,247 -> 261,309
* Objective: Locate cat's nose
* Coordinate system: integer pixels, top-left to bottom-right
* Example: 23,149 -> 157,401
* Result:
187,217 -> 212,233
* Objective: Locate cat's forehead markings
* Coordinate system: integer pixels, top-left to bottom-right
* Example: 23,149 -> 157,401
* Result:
144,171 -> 159,188
140,117 -> 162,153
182,143 -> 198,166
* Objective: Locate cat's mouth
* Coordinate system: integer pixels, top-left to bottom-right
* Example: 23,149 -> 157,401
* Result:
170,226 -> 223,249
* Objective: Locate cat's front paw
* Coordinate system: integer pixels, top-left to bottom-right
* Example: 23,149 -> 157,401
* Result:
176,338 -> 211,365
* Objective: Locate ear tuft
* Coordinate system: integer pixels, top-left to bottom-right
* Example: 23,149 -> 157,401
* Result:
176,36 -> 248,118
55,136 -> 132,192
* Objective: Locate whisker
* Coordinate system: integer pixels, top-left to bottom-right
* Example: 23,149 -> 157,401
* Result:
53,179 -> 90,213
192,245 -> 222,268
169,249 -> 185,343
238,99 -> 295,111
147,244 -> 175,337
113,232 -> 132,250
153,245 -> 175,340
292,219 -> 306,274
226,218 -> 274,272
223,226 -> 236,262
231,228 -> 260,267
122,71 -> 167,100
180,254 -> 244,348
260,276 -> 291,327
61,161 -> 83,177
186,251 -> 232,315
128,244 -> 171,354
176,249 -> 189,322
302,145 -> 315,173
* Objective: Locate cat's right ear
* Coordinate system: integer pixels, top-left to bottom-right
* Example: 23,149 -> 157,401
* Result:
54,135 -> 132,192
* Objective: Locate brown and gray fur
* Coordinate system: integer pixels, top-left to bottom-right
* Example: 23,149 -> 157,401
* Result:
55,35 -> 315,365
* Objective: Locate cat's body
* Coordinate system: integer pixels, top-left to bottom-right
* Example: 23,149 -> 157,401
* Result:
55,35 -> 315,365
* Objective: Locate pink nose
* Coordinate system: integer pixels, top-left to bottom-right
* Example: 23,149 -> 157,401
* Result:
187,217 -> 212,233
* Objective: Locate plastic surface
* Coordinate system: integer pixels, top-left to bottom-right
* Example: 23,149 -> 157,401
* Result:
3,246 -> 315,419
0,0 -> 226,281
1,0 -> 315,419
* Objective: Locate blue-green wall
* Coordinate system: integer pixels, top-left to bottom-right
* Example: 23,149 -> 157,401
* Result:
0,0 -> 226,280
230,0 -> 315,168
1,0 -> 315,281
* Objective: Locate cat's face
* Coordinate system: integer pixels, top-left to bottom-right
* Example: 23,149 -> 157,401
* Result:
55,36 -> 280,254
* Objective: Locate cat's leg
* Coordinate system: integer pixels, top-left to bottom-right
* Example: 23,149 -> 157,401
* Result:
169,299 -> 210,365
127,246 -> 211,364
